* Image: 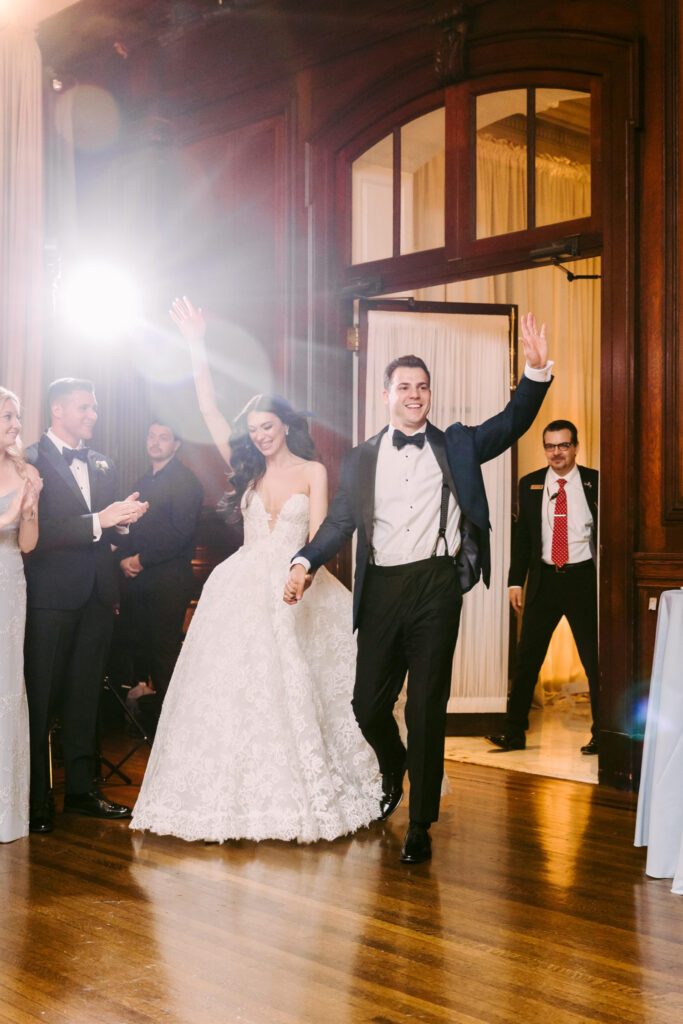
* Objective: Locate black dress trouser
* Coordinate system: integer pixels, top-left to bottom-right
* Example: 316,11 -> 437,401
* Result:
117,564 -> 194,698
353,556 -> 462,825
24,590 -> 114,807
506,560 -> 599,738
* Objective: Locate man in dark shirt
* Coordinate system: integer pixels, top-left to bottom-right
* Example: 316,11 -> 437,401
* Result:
115,422 -> 204,705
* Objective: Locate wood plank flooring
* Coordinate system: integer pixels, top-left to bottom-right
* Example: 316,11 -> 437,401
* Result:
1,744 -> 682,1024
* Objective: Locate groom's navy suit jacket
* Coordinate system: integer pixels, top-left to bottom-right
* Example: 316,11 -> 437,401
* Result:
297,374 -> 552,630
24,433 -> 121,610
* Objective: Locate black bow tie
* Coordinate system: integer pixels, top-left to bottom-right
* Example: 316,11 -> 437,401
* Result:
63,447 -> 89,465
393,429 -> 425,451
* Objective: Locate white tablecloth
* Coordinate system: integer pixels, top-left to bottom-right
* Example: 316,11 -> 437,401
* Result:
634,589 -> 683,894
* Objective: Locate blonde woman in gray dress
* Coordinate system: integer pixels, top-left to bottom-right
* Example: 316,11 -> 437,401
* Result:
0,386 -> 41,842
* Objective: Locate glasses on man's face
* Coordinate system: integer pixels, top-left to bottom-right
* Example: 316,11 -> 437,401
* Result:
543,442 -> 574,452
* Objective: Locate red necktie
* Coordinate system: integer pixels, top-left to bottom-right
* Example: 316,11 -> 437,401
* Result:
551,478 -> 569,568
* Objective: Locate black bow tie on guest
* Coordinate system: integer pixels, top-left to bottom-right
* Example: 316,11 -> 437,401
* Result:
63,447 -> 89,465
392,429 -> 425,451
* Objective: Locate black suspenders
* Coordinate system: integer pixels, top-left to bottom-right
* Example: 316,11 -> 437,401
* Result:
430,477 -> 450,558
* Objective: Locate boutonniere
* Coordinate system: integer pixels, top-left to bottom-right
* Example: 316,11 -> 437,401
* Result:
95,460 -> 109,473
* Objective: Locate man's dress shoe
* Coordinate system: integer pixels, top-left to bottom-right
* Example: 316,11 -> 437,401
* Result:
63,790 -> 132,820
400,823 -> 432,864
378,764 -> 406,821
581,737 -> 599,755
486,733 -> 526,751
29,798 -> 55,834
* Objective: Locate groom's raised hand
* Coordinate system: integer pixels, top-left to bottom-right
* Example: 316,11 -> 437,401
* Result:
283,564 -> 313,604
520,311 -> 548,369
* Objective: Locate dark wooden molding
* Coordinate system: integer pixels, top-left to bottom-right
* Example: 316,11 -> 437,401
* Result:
634,551 -> 683,585
433,3 -> 471,86
598,732 -> 642,791
446,712 -> 504,736
663,0 -> 683,521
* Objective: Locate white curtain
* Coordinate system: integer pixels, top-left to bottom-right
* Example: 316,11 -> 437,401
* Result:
0,24 -> 43,443
365,309 -> 511,712
413,138 -> 600,690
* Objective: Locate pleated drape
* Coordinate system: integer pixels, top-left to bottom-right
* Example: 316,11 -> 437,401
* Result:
0,24 -> 43,443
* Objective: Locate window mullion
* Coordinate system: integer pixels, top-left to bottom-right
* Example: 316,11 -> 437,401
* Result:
393,126 -> 401,258
527,87 -> 536,231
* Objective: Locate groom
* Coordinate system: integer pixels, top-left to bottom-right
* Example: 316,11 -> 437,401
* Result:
285,314 -> 553,864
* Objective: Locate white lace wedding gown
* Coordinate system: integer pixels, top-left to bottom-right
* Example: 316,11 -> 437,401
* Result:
131,491 -> 381,843
0,490 -> 30,843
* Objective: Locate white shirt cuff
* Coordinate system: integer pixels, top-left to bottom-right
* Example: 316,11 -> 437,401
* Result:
291,556 -> 311,572
92,513 -> 103,542
523,360 -> 554,382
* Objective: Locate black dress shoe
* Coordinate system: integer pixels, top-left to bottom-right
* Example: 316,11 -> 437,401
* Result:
378,763 -> 406,821
581,737 -> 599,755
63,790 -> 132,820
486,733 -> 526,751
400,823 -> 431,864
29,803 -> 54,834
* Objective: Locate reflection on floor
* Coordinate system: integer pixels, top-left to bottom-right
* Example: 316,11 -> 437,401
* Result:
444,704 -> 598,785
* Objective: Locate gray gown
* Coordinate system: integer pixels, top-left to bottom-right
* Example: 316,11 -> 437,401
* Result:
0,489 -> 30,842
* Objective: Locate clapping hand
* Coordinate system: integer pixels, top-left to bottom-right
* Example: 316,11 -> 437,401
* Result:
100,492 -> 149,530
170,296 -> 206,346
20,468 -> 42,521
520,312 -> 548,369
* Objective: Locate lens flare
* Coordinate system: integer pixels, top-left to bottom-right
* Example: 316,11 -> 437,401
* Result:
60,261 -> 141,340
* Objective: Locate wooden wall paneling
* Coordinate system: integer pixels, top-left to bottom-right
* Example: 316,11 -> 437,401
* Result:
663,0 -> 683,522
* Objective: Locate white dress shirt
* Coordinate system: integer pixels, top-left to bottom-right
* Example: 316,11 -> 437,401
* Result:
47,429 -> 102,541
372,425 -> 460,565
541,464 -> 593,564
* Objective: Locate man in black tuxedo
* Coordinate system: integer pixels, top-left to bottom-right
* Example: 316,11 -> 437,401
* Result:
284,314 -> 553,864
24,378 -> 148,833
114,421 -> 203,715
488,419 -> 599,755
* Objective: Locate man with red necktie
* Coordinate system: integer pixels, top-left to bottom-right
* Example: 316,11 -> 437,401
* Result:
487,419 -> 600,755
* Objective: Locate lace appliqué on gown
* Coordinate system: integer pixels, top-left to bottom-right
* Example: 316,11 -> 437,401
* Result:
131,492 -> 381,843
0,492 -> 30,843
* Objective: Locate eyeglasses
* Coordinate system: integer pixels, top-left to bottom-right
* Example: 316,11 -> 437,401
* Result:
543,442 -> 574,452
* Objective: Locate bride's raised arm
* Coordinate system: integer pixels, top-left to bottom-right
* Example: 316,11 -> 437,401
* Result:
170,296 -> 232,467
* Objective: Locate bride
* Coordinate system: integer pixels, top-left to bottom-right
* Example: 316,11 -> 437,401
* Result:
130,298 -> 380,843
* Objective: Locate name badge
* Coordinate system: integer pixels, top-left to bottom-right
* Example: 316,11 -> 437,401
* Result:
530,484 -> 543,490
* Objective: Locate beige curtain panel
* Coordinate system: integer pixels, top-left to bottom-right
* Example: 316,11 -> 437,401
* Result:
0,24 -> 43,444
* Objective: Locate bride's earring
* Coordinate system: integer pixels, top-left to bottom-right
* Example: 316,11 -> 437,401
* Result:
285,427 -> 289,436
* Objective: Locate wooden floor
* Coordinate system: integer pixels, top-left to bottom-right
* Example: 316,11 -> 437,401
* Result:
1,742 -> 682,1024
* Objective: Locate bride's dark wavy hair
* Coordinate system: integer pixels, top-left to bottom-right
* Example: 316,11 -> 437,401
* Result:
217,395 -> 316,521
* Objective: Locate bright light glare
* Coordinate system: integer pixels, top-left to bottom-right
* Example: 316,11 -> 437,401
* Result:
60,262 -> 141,340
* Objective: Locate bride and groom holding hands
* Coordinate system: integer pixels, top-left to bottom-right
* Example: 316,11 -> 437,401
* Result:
131,298 -> 552,865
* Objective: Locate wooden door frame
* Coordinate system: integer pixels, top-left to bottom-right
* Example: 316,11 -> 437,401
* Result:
357,297 -> 519,738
